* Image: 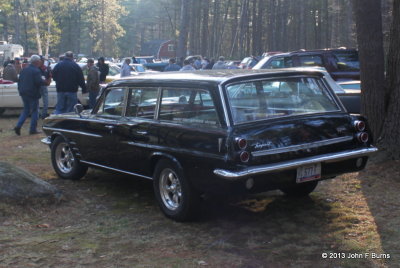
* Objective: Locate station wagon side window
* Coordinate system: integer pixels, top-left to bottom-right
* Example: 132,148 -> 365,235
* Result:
159,88 -> 220,127
96,88 -> 126,117
126,87 -> 158,119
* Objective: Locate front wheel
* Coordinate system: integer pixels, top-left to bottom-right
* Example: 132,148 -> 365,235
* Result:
51,136 -> 87,180
280,181 -> 318,197
153,159 -> 199,221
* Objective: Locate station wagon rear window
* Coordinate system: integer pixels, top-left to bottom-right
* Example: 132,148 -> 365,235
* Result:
226,77 -> 339,124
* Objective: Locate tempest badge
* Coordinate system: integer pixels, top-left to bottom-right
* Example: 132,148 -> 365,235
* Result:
253,142 -> 273,149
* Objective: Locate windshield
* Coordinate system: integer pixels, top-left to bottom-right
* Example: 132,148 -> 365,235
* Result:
226,77 -> 340,124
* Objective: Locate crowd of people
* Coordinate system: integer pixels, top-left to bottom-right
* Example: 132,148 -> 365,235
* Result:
4,51 -> 239,136
7,51 -> 107,136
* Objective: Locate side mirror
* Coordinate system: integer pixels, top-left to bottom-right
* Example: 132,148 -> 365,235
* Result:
74,103 -> 84,117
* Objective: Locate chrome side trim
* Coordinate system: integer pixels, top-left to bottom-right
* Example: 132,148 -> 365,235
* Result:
41,136 -> 51,145
80,160 -> 153,180
124,141 -> 225,161
252,136 -> 354,157
43,127 -> 103,138
214,147 -> 378,180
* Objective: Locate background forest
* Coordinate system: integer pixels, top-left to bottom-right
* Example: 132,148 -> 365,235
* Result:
0,0 -> 394,59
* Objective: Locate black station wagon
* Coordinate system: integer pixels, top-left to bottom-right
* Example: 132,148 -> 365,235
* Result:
42,70 -> 377,221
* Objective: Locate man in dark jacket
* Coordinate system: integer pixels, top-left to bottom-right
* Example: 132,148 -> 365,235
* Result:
14,55 -> 47,135
52,51 -> 87,114
96,57 -> 109,83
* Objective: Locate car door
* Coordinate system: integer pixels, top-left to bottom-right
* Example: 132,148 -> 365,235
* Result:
78,87 -> 128,168
116,87 -> 159,176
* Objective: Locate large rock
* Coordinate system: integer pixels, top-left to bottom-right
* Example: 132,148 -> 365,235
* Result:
0,162 -> 62,205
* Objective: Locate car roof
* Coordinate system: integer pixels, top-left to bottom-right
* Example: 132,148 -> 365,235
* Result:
263,48 -> 357,59
107,69 -> 325,88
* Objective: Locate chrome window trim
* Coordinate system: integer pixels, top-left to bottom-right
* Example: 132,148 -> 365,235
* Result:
80,160 -> 152,180
251,136 -> 354,157
43,127 -> 102,138
214,147 -> 378,180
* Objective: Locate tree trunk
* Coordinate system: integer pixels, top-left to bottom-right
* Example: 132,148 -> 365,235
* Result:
352,0 -> 386,141
177,0 -> 190,59
380,0 -> 400,158
13,0 -> 21,44
30,0 -> 42,55
200,0 -> 209,57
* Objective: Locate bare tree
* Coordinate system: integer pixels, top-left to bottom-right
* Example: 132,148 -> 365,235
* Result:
380,0 -> 400,158
352,0 -> 386,139
177,0 -> 190,59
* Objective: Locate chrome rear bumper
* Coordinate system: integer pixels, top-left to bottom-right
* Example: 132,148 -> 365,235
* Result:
214,147 -> 378,180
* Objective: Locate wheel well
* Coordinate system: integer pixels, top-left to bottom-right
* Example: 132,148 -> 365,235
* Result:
149,154 -> 183,176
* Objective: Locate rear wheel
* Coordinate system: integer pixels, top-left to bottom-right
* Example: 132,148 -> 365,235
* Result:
51,136 -> 87,180
153,159 -> 200,221
280,181 -> 318,197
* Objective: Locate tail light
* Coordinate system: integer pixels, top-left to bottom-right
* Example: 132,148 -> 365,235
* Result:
240,151 -> 250,162
354,120 -> 366,132
356,132 -> 369,143
235,138 -> 247,150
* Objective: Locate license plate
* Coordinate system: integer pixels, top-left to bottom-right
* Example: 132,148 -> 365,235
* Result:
296,163 -> 321,183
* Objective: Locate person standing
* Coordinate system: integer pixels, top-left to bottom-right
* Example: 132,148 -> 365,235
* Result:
164,58 -> 181,72
38,56 -> 52,119
212,56 -> 227,70
14,55 -> 47,135
52,51 -> 87,114
86,58 -> 100,109
120,58 -> 132,77
2,60 -> 18,82
14,57 -> 22,75
179,60 -> 195,71
96,57 -> 109,83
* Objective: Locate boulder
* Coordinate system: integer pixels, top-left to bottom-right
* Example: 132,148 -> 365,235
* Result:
0,162 -> 62,205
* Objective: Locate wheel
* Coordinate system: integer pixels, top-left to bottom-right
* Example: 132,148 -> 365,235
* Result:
51,136 -> 87,180
153,159 -> 200,221
280,181 -> 318,197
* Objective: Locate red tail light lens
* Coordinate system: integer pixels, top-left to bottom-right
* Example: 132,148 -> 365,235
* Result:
240,151 -> 250,162
356,132 -> 369,143
236,138 -> 247,150
354,120 -> 366,132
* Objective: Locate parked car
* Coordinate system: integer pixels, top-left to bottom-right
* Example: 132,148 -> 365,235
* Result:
253,48 -> 360,81
0,81 -> 88,115
283,67 -> 361,114
337,80 -> 361,114
41,69 -> 377,221
240,56 -> 259,69
135,56 -> 168,72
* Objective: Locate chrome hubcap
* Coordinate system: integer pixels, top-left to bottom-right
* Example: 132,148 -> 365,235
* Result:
159,168 -> 182,211
55,142 -> 74,173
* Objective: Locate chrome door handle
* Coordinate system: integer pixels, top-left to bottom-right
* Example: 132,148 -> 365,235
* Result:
136,131 -> 148,135
105,125 -> 114,129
